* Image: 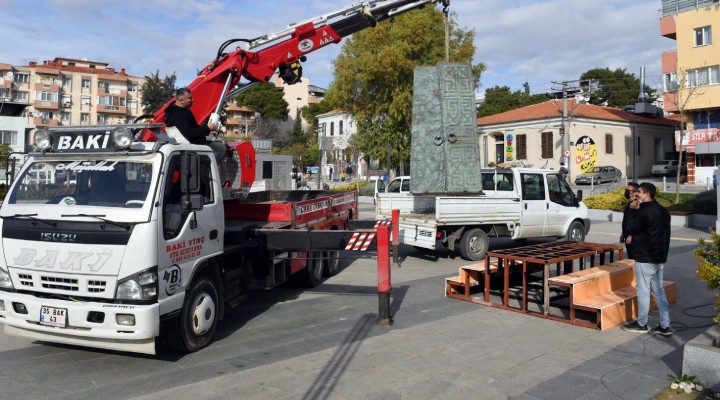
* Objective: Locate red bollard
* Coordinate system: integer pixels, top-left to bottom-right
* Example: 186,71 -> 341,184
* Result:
392,209 -> 401,268
375,223 -> 393,327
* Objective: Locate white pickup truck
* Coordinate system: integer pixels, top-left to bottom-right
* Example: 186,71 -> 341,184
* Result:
376,168 -> 590,260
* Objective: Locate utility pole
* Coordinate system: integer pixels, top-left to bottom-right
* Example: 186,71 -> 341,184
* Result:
562,81 -> 569,180
550,79 -> 587,182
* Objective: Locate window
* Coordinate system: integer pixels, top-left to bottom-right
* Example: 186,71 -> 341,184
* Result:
81,96 -> 91,105
35,91 -> 59,102
540,131 -> 553,159
62,76 -> 72,86
0,130 -> 17,145
98,95 -> 126,109
82,79 -> 91,88
80,113 -> 90,123
687,65 -> 720,88
339,120 -> 344,136
546,175 -> 573,206
330,122 -> 334,136
127,99 -> 137,110
664,72 -> 678,92
521,173 -> 545,201
98,81 -> 110,91
695,26 -> 712,46
61,112 -> 70,121
516,134 -> 527,159
12,91 -> 28,101
97,114 -> 110,124
62,95 -> 71,106
14,73 -> 29,83
605,134 -> 613,154
128,83 -> 137,92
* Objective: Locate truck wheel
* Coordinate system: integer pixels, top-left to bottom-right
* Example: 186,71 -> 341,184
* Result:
171,277 -> 219,353
565,221 -> 585,242
296,251 -> 324,287
323,250 -> 342,277
459,228 -> 489,261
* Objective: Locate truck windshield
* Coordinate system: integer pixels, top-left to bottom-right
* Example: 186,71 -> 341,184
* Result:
6,160 -> 154,208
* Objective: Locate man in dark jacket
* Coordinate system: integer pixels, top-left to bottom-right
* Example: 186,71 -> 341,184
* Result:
620,182 -> 640,258
621,182 -> 673,336
164,87 -> 226,162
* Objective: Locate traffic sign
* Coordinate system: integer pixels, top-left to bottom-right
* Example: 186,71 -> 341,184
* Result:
564,149 -> 571,157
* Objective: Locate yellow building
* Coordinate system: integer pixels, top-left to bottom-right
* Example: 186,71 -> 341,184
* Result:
660,0 -> 720,184
0,58 -> 145,131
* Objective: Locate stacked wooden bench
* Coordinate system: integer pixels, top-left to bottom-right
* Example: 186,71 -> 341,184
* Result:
445,260 -> 502,304
445,257 -> 678,330
548,258 -> 677,330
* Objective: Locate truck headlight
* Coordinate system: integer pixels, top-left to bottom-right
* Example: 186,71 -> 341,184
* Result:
116,267 -> 157,301
0,268 -> 14,289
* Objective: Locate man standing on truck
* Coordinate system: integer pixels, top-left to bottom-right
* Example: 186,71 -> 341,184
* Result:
165,87 -> 227,162
621,182 -> 673,336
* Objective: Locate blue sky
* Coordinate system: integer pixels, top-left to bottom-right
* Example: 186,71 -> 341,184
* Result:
0,0 -> 671,96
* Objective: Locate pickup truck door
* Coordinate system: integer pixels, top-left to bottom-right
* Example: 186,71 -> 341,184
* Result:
516,172 -> 547,237
545,174 -> 577,235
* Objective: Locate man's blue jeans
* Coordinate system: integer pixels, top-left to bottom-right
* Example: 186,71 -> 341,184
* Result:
635,262 -> 671,328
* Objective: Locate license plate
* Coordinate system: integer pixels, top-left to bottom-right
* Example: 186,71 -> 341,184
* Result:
39,306 -> 67,328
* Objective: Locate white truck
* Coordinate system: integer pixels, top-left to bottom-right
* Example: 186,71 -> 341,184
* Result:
0,0 -> 452,354
376,168 -> 590,261
0,124 -> 365,354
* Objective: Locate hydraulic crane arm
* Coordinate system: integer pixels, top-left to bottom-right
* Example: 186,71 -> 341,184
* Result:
146,0 -> 450,135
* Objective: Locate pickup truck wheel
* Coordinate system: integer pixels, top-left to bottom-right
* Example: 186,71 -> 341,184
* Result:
565,221 -> 585,242
323,250 -> 341,277
171,277 -> 219,353
459,228 -> 489,261
296,251 -> 324,287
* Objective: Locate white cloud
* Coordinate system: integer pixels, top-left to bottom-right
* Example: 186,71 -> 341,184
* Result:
0,0 -> 671,96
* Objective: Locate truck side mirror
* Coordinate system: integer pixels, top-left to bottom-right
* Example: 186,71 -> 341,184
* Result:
576,190 -> 583,203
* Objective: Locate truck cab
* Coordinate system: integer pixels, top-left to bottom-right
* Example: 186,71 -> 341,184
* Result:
373,175 -> 411,205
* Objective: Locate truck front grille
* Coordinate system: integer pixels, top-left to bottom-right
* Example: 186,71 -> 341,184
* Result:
41,276 -> 79,291
12,270 -> 109,295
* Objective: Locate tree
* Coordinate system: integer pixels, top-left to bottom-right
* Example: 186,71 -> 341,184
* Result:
579,68 -> 656,108
234,83 -> 289,121
665,68 -> 707,204
477,86 -> 547,117
234,83 -> 290,145
288,109 -> 305,146
325,8 -> 484,171
300,101 -> 334,134
140,70 -> 177,116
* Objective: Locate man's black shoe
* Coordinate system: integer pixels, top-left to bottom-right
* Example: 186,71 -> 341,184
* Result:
621,321 -> 649,333
652,325 -> 674,336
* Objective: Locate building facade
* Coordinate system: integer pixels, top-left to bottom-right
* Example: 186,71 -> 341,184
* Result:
477,100 -> 677,181
317,110 -> 359,179
660,0 -> 720,183
0,58 -> 145,131
272,73 -> 325,133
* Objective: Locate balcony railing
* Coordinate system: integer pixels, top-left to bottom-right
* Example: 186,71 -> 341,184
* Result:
661,0 -> 719,17
33,117 -> 61,127
34,100 -> 59,110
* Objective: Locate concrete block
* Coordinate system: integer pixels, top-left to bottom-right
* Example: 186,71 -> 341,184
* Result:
682,325 -> 720,392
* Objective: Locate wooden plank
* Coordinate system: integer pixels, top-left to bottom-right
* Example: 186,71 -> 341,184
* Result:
575,286 -> 637,309
573,268 -> 635,303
